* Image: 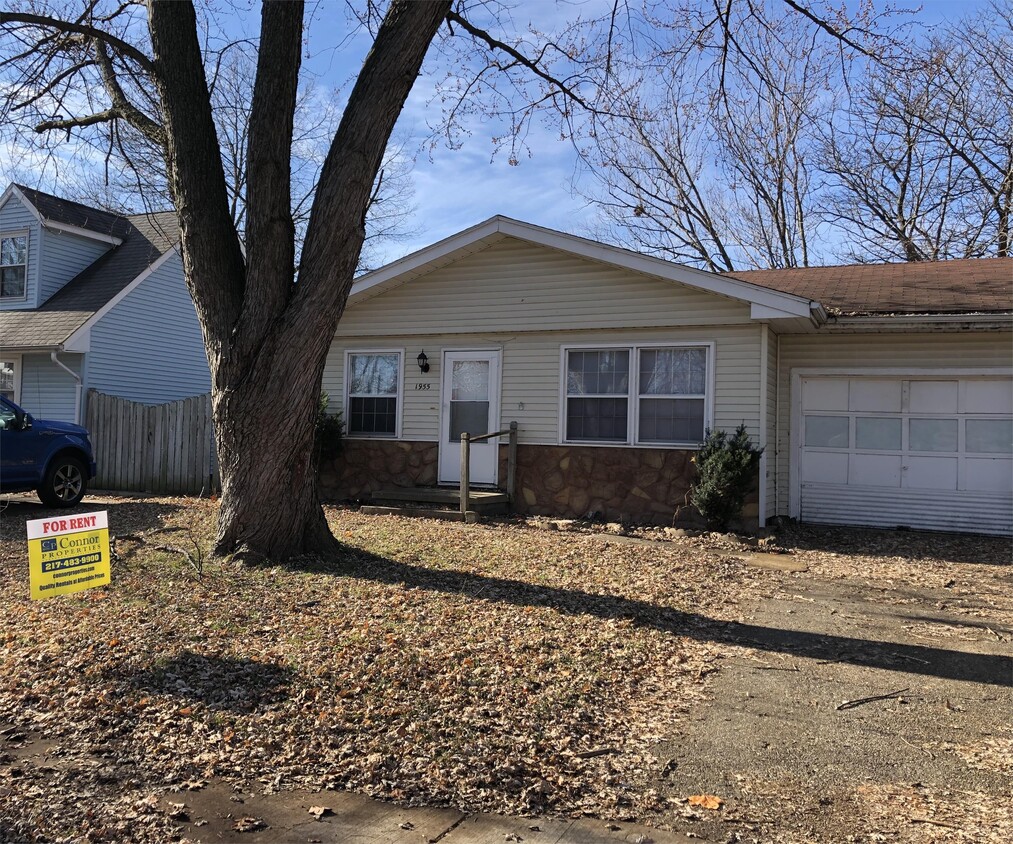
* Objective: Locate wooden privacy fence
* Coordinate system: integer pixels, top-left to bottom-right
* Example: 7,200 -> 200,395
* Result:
86,390 -> 218,496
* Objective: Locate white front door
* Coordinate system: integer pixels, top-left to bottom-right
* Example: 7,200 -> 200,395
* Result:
439,350 -> 501,486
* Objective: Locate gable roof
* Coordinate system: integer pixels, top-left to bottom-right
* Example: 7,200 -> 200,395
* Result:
352,216 -> 822,321
0,208 -> 179,349
357,217 -> 1010,321
12,183 -> 132,242
727,258 -> 1012,316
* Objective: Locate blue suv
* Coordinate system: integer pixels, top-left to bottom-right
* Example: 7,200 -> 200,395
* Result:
0,396 -> 97,507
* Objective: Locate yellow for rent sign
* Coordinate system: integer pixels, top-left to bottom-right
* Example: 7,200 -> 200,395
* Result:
27,511 -> 111,599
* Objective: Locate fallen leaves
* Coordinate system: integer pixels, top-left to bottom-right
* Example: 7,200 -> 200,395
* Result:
307,805 -> 332,819
687,794 -> 723,810
1,498 -> 1011,843
232,815 -> 267,832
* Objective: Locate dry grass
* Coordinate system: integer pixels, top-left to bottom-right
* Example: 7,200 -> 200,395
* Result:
1,497 -> 1009,843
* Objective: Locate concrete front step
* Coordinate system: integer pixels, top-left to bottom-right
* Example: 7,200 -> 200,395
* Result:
360,505 -> 483,523
366,487 -> 511,520
372,486 -> 508,506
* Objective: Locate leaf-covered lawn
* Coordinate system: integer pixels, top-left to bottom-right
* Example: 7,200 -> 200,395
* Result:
0,498 -> 757,842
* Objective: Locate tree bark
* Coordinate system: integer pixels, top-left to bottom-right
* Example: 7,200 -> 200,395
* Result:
147,0 -> 451,561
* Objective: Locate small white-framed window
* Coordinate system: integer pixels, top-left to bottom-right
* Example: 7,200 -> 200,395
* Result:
345,350 -> 402,437
562,344 -> 711,446
0,357 -> 18,402
1,231 -> 28,299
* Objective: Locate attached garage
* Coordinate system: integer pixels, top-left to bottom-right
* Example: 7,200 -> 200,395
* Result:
792,374 -> 1013,536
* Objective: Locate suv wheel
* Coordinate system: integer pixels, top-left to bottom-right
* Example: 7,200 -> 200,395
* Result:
39,456 -> 88,507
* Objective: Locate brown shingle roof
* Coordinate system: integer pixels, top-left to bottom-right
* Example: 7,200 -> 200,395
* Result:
728,258 -> 1013,315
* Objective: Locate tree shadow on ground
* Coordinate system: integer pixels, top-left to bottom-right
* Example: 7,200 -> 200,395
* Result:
300,546 -> 1012,688
126,650 -> 293,711
0,497 -> 184,540
777,523 -> 1012,566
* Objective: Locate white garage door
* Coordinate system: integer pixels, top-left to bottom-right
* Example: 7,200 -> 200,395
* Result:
798,376 -> 1013,535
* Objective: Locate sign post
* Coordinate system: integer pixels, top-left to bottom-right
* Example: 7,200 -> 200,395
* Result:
27,511 -> 111,600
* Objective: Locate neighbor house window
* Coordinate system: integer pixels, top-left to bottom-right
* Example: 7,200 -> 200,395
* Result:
563,345 -> 710,445
1,233 -> 28,299
346,351 -> 401,436
0,360 -> 16,402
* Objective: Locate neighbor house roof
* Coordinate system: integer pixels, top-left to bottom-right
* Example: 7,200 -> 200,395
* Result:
729,258 -> 1012,316
13,183 -> 132,242
0,197 -> 179,349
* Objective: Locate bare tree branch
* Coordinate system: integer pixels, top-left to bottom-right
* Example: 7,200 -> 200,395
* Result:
0,10 -> 154,72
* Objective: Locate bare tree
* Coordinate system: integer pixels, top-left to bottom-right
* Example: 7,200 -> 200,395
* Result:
3,33 -> 416,266
817,2 -> 1013,263
577,0 -> 896,270
820,62 -> 983,263
0,0 -> 616,560
914,3 -> 1013,257
0,0 -> 900,560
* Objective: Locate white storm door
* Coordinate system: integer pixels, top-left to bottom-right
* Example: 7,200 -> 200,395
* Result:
439,350 -> 501,485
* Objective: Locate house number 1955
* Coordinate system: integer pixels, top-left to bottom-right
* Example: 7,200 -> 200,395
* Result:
415,383 -> 431,391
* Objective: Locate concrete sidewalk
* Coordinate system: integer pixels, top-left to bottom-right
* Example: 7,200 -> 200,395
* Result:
165,781 -> 695,843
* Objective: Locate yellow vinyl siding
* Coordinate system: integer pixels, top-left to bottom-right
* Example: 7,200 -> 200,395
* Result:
325,325 -> 762,445
773,331 -> 1013,517
338,239 -> 751,337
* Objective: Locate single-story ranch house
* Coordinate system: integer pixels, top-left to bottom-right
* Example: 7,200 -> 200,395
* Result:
319,217 -> 1012,537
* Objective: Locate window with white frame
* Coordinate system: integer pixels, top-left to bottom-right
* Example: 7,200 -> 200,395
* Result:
0,359 -> 16,402
346,351 -> 401,436
1,232 -> 28,299
564,345 -> 709,445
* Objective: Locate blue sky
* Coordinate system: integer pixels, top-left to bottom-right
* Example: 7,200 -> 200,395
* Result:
308,0 -> 986,266
4,0 -> 988,266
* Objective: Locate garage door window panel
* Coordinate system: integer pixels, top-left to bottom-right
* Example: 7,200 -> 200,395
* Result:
909,418 -> 958,452
965,419 -> 1012,454
805,416 -> 849,448
855,417 -> 901,451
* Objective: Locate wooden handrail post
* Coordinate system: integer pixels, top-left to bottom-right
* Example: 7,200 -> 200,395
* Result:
507,421 -> 518,507
460,433 -> 470,517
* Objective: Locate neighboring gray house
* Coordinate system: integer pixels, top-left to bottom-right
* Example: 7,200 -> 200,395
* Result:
0,183 -> 210,423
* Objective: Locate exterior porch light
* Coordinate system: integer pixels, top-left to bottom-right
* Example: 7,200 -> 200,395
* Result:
417,350 -> 430,373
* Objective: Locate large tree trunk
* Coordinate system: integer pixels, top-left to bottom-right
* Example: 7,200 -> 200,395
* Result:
148,0 -> 452,561
210,313 -> 338,560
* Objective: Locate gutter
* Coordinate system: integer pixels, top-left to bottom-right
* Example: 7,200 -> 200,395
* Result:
826,313 -> 1012,330
50,350 -> 83,425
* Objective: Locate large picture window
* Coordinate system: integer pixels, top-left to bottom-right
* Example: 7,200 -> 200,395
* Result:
346,351 -> 401,437
1,233 -> 28,299
563,345 -> 710,445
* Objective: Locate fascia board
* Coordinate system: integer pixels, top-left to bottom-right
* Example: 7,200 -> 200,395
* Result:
5,184 -> 123,246
43,219 -> 123,246
3,185 -> 43,223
